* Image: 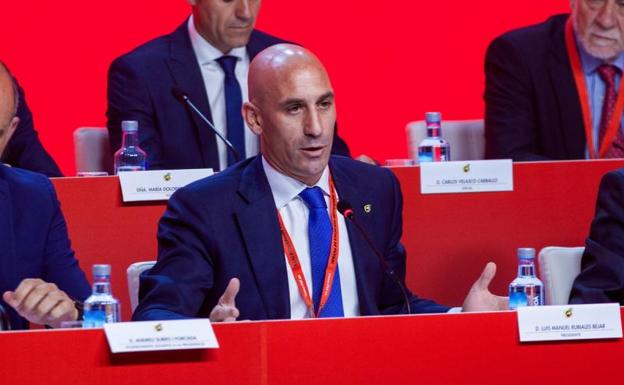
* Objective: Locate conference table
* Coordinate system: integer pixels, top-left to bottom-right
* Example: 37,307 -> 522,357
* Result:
4,159 -> 624,383
3,309 -> 623,384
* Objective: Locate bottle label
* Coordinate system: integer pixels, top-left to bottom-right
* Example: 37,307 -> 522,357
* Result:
83,310 -> 106,328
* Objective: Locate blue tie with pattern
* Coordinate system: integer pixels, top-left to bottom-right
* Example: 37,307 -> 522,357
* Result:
298,187 -> 344,317
216,55 -> 246,166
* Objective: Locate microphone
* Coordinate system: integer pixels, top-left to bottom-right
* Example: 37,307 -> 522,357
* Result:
337,200 -> 412,314
172,87 -> 241,163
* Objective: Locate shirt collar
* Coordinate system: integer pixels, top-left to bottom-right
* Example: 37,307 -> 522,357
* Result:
575,31 -> 624,74
262,156 -> 330,209
187,15 -> 247,66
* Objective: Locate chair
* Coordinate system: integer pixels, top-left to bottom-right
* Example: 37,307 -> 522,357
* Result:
406,119 -> 485,161
127,261 -> 156,312
538,246 -> 584,305
73,127 -> 113,174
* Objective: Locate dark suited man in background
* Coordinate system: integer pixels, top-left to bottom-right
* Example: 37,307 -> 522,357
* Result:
485,0 -> 624,161
133,44 -> 507,322
0,62 -> 90,329
0,66 -> 62,176
570,168 -> 624,304
107,0 -> 351,171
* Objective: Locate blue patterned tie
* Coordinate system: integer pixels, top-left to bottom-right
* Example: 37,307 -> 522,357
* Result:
216,55 -> 246,166
298,187 -> 344,317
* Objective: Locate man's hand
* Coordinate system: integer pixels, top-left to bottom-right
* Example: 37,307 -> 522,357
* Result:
2,278 -> 78,328
209,278 -> 240,322
462,262 -> 508,312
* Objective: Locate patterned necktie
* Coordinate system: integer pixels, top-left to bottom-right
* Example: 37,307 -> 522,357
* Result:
216,55 -> 246,166
597,64 -> 624,158
298,187 -> 344,317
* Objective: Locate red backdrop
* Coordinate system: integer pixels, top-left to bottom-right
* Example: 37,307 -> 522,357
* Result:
1,1 -> 569,175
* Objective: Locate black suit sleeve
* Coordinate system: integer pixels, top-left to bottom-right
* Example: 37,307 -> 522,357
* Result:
484,36 -> 550,161
107,57 -> 165,170
570,170 -> 624,304
1,84 -> 62,177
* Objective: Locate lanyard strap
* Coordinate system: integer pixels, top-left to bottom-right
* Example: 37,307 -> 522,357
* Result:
565,17 -> 624,159
277,177 -> 340,318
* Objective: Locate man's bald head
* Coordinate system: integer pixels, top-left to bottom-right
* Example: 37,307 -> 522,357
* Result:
0,62 -> 20,159
243,44 -> 336,185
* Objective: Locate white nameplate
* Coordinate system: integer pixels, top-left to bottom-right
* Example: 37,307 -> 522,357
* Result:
104,319 -> 219,353
420,159 -> 513,194
517,303 -> 622,342
118,169 -> 213,202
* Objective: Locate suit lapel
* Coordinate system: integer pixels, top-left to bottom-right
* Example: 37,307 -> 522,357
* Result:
330,160 -> 380,315
235,157 -> 290,319
547,20 -> 587,158
167,20 -> 220,169
0,170 -> 16,294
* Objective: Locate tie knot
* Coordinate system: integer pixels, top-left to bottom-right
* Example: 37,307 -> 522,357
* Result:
216,55 -> 238,77
598,64 -> 619,85
299,187 -> 327,209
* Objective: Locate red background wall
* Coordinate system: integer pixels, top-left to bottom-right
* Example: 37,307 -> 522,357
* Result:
0,1 -> 569,175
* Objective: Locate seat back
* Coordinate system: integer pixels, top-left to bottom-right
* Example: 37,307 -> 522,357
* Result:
538,246 -> 584,305
127,261 -> 157,312
73,127 -> 113,174
406,119 -> 485,161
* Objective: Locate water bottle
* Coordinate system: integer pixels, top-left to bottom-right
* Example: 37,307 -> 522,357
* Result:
83,264 -> 121,327
114,120 -> 147,174
508,248 -> 544,310
417,112 -> 450,162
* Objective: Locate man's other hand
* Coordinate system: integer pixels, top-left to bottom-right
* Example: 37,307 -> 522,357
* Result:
462,262 -> 508,312
209,278 -> 240,322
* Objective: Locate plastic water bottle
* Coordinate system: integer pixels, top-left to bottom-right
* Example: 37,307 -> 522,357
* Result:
509,248 -> 544,310
417,112 -> 450,162
83,264 -> 121,327
114,120 -> 147,174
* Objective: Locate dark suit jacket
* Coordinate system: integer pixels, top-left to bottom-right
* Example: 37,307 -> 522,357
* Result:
133,156 -> 449,321
484,14 -> 587,161
0,164 -> 90,329
1,83 -> 62,177
107,21 -> 351,171
570,168 -> 624,304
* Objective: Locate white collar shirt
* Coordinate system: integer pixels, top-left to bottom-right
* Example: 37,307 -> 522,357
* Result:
188,15 -> 259,171
262,156 -> 360,318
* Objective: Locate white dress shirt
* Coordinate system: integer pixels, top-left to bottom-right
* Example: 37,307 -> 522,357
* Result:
262,157 -> 360,318
188,15 -> 259,171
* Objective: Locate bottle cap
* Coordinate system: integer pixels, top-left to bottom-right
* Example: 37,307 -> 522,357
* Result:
121,120 -> 139,133
517,247 -> 536,260
92,264 -> 111,276
425,112 -> 441,123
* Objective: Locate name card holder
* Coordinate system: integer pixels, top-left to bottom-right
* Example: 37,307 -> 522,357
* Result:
118,168 -> 213,202
420,159 -> 513,194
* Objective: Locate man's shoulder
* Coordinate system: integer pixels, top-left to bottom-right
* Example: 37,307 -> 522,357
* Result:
493,14 -> 568,49
0,165 -> 54,201
330,156 -> 396,184
171,158 -> 255,200
111,22 -> 185,68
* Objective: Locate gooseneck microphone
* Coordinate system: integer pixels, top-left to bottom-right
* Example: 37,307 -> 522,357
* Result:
171,87 -> 241,163
337,200 -> 412,314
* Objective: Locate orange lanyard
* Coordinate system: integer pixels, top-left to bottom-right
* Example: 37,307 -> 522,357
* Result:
277,177 -> 340,318
565,17 -> 624,159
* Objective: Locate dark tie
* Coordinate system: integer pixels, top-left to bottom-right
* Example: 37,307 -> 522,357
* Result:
597,64 -> 624,158
298,187 -> 344,317
216,55 -> 246,166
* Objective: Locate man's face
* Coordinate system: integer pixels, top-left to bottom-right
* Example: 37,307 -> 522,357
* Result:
0,73 -> 18,158
246,63 -> 336,185
573,0 -> 624,61
190,0 -> 261,53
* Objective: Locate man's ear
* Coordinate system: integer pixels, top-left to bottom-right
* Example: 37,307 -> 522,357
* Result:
243,102 -> 262,135
6,116 -> 18,141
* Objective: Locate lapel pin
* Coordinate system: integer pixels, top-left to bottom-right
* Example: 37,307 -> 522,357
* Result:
363,204 -> 372,214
